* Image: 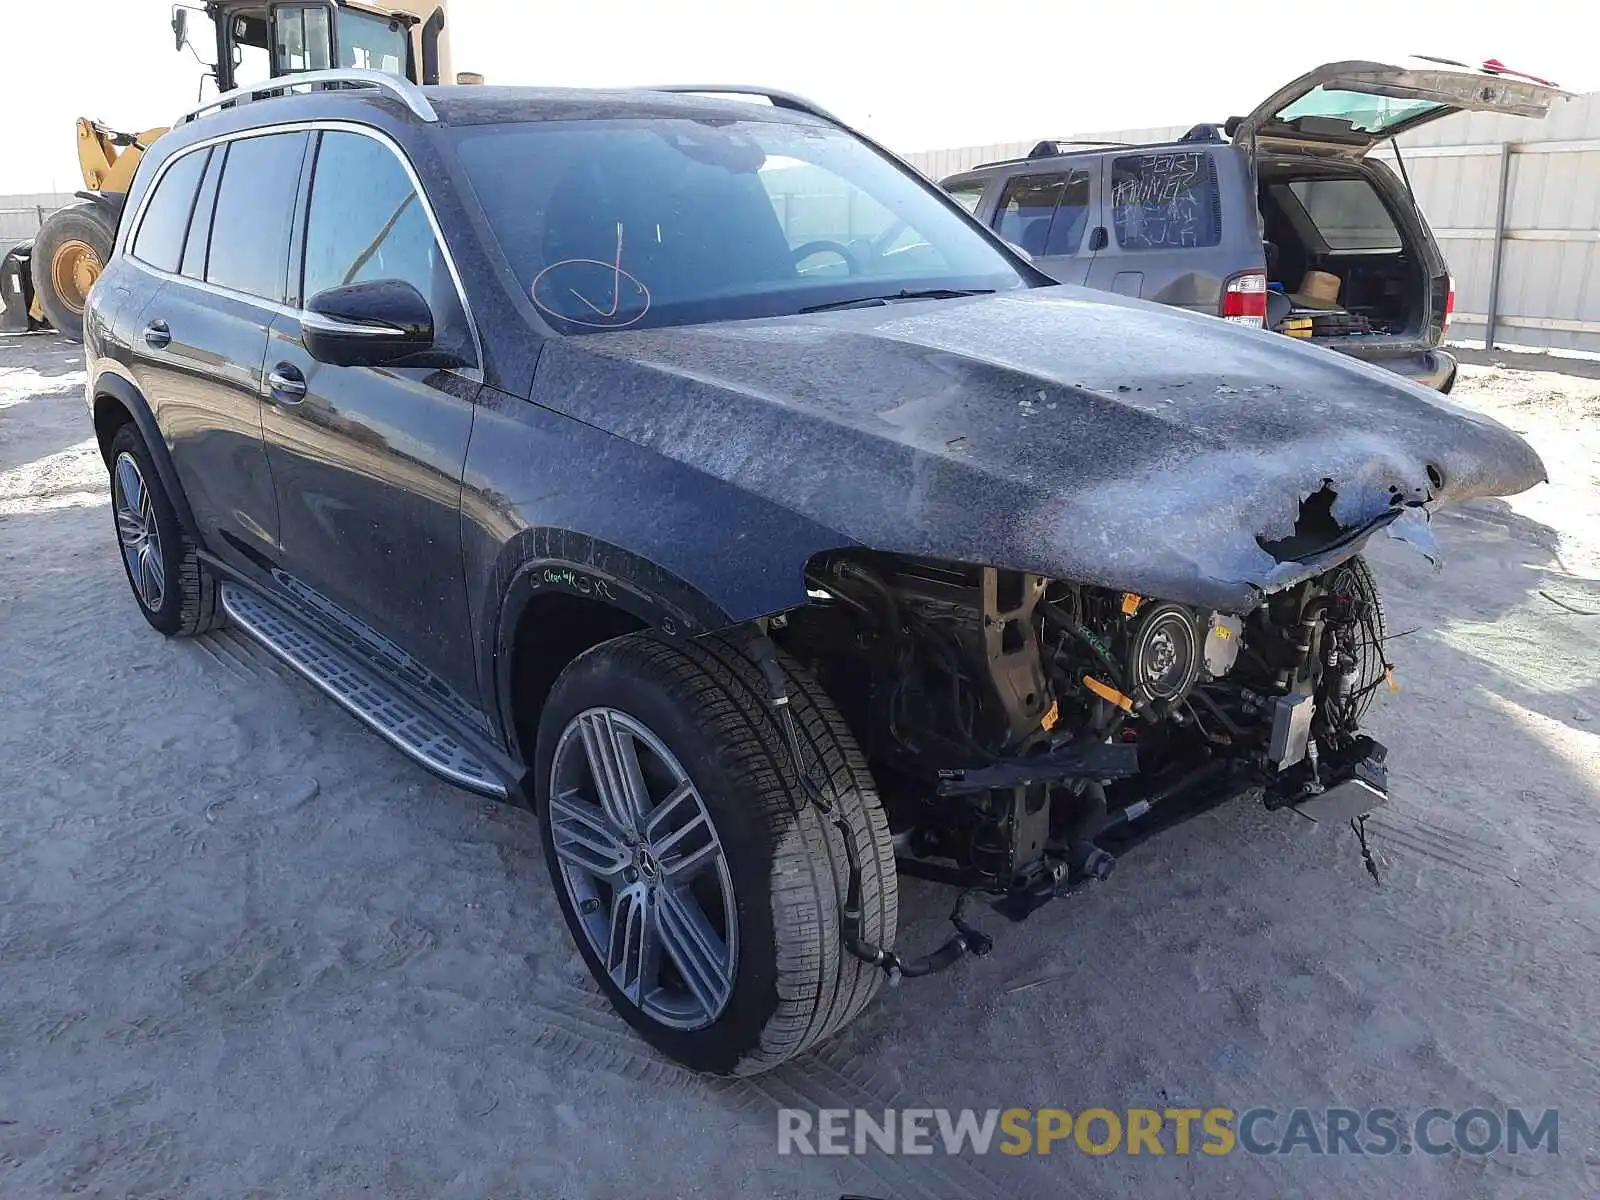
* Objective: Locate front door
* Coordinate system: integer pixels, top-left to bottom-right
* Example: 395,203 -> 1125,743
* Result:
259,127 -> 482,706
988,166 -> 1098,287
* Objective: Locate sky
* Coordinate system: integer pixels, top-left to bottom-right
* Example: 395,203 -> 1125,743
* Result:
3,0 -> 1596,195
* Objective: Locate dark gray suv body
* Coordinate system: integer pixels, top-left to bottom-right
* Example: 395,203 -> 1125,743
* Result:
941,58 -> 1568,392
80,70 -> 1546,1079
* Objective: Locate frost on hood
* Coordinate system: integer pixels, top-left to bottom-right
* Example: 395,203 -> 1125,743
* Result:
533,287 -> 1547,614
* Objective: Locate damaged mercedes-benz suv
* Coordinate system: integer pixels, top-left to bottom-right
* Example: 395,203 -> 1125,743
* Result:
85,72 -> 1546,1076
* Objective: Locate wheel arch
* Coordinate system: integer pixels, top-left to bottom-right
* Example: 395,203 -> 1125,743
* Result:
490,528 -> 748,765
91,373 -> 198,535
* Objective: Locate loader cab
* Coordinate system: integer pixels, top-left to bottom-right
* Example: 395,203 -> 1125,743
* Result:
173,0 -> 445,94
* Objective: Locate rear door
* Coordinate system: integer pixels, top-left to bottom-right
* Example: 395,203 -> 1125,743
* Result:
260,127 -> 482,704
124,132 -> 309,571
1082,148 -> 1233,311
1235,59 -> 1570,156
987,165 -> 1098,286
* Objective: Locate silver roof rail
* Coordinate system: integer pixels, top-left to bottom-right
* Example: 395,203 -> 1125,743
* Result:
176,68 -> 437,126
641,85 -> 844,128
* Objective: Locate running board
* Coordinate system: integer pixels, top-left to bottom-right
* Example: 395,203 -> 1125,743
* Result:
219,583 -> 507,797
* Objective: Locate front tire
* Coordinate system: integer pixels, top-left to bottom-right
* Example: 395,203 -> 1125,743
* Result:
108,423 -> 222,637
535,632 -> 897,1075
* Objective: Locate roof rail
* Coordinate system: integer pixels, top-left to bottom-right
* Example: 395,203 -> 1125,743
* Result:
1028,138 -> 1132,157
175,68 -> 437,127
640,85 -> 844,127
960,139 -> 1131,174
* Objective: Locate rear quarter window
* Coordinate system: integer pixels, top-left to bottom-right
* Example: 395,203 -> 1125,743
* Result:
1110,151 -> 1221,250
943,181 -> 986,214
131,149 -> 210,273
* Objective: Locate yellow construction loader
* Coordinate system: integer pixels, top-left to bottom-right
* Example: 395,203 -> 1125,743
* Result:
2,0 -> 458,340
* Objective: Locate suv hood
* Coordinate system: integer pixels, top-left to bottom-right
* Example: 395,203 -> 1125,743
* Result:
1236,57 -> 1570,156
532,286 -> 1546,612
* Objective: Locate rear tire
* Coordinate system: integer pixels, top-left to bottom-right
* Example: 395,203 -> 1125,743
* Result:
535,631 -> 897,1075
107,422 -> 222,638
31,202 -> 115,342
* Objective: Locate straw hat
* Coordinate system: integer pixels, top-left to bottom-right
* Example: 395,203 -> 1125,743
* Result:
1291,270 -> 1343,310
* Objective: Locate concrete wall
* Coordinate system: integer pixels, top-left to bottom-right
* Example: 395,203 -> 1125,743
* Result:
905,92 -> 1600,353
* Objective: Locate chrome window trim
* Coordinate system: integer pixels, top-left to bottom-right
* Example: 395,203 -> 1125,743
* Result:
122,119 -> 484,379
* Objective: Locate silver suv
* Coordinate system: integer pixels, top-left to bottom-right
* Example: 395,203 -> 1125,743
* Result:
941,58 -> 1568,392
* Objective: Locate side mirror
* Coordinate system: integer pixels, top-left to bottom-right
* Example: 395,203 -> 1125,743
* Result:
302,280 -> 436,368
172,7 -> 189,51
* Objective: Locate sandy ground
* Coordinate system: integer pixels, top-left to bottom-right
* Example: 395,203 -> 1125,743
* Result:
1,332 -> 1597,1199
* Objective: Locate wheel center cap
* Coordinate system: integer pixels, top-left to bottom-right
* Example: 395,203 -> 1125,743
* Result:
635,847 -> 660,882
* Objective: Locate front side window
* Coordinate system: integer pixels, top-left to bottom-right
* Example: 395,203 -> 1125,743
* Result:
454,116 -> 1029,334
994,170 -> 1092,257
1285,178 -> 1403,251
132,149 -> 210,273
1110,152 -> 1221,250
302,131 -> 473,362
207,132 -> 309,301
228,12 -> 273,89
338,9 -> 408,73
273,4 -> 332,72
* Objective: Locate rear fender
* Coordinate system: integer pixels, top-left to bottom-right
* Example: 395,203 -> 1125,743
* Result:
91,369 -> 198,535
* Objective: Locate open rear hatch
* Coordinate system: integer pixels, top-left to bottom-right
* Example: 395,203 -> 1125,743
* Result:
1234,58 -> 1571,157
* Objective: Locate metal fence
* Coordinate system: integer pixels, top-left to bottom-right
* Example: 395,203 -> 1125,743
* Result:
0,194 -> 76,247
904,91 -> 1600,353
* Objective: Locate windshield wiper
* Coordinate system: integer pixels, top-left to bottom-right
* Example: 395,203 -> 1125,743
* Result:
799,288 -> 995,314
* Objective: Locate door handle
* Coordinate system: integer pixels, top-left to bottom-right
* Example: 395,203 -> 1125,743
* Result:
267,363 -> 307,403
1088,227 -> 1109,252
143,320 -> 171,349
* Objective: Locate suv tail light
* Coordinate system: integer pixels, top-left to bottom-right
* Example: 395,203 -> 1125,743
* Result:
1429,273 -> 1455,339
1221,271 -> 1267,327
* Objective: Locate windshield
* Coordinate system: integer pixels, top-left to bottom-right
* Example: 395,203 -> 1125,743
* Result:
454,117 -> 1028,333
338,9 -> 408,73
1275,86 -> 1447,136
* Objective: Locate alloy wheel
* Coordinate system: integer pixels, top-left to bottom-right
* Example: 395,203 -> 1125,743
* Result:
113,452 -> 165,612
549,707 -> 738,1030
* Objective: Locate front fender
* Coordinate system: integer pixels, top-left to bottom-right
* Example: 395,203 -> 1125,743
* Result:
461,386 -> 855,745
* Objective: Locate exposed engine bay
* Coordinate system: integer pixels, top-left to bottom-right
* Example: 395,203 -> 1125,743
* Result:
776,549 -> 1392,918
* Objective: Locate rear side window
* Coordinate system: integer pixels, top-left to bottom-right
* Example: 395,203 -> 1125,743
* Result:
131,149 -> 209,273
1110,152 -> 1221,250
993,171 -> 1092,257
943,182 -> 985,214
207,131 -> 309,302
1285,179 -> 1402,251
302,131 -> 474,363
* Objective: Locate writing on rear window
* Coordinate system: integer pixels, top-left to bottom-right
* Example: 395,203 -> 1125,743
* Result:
1111,152 -> 1220,251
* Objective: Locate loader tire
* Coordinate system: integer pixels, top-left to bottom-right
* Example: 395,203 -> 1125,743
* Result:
31,202 -> 116,341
